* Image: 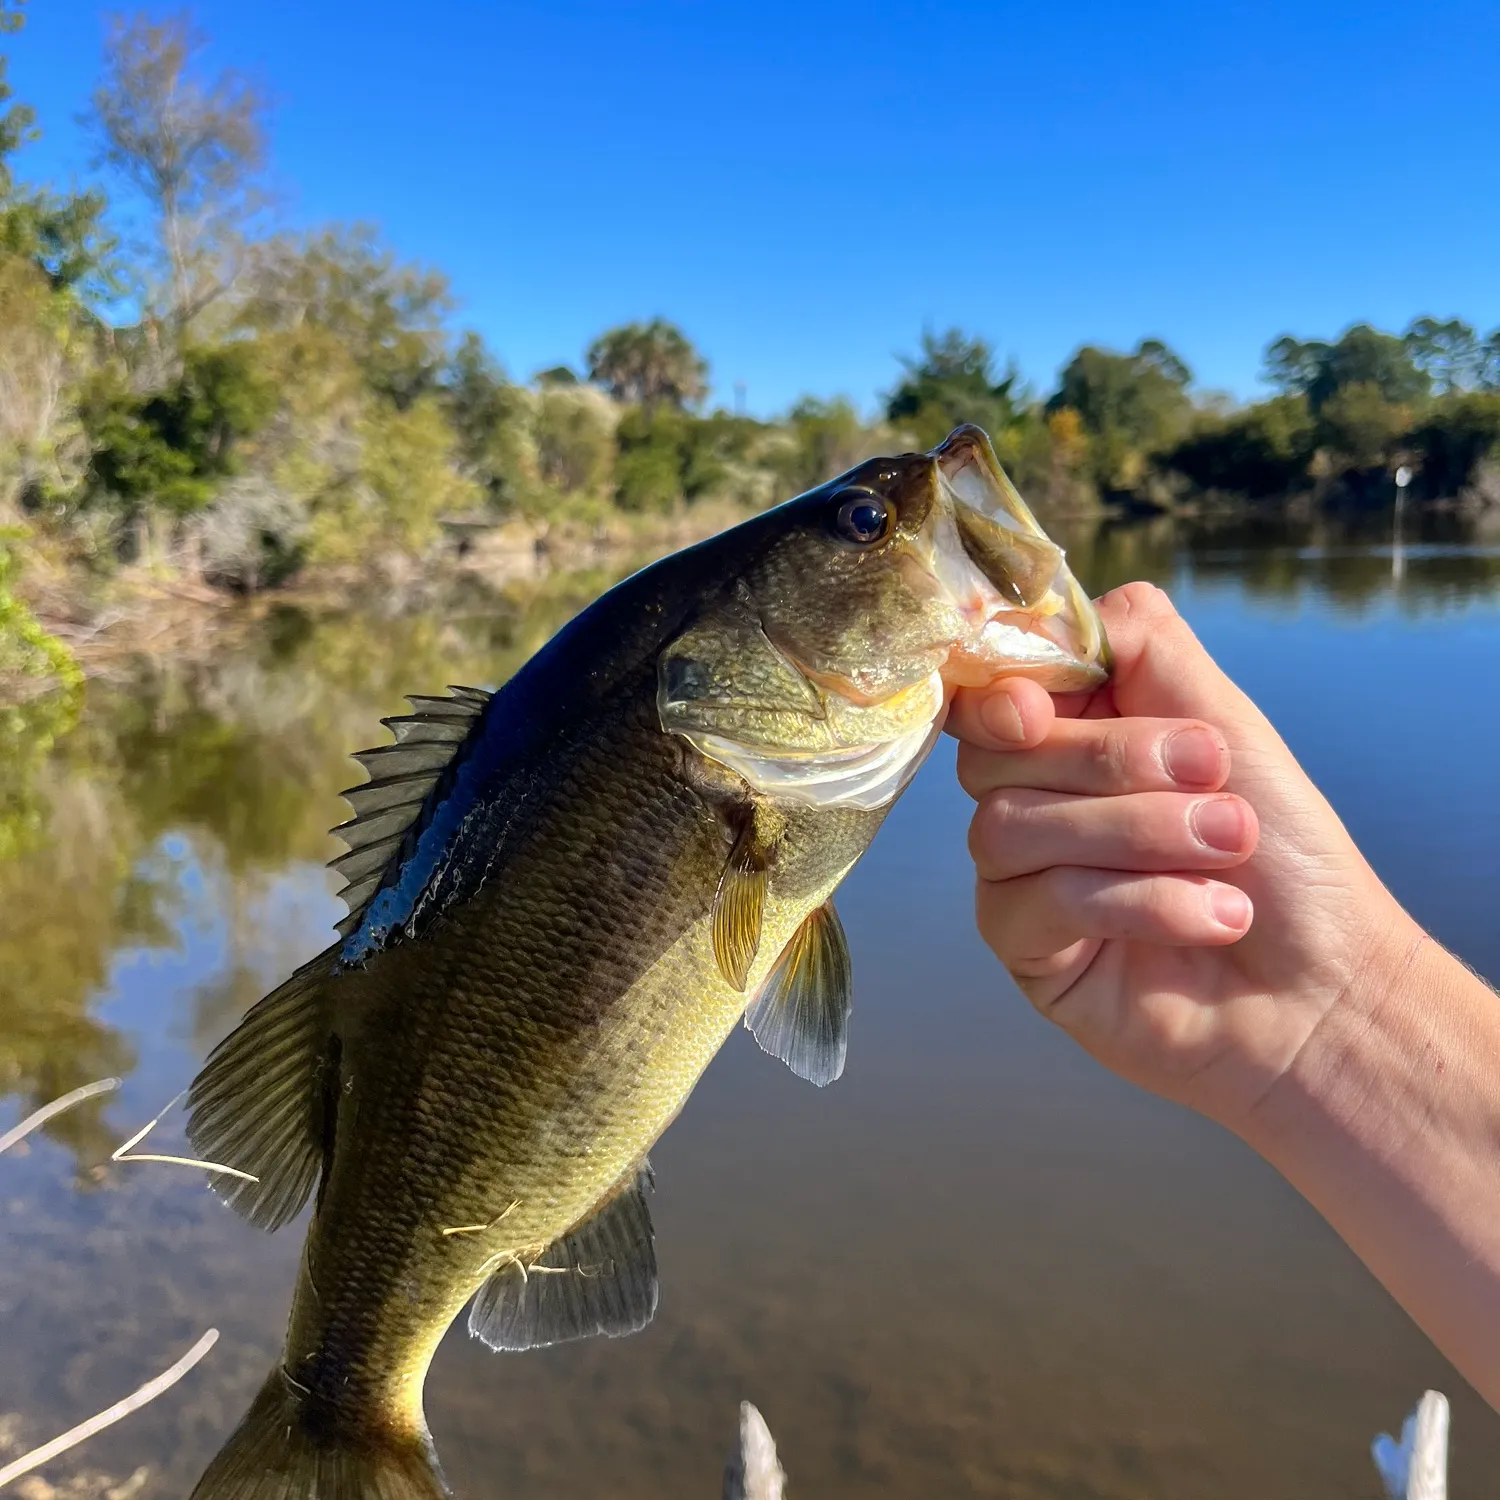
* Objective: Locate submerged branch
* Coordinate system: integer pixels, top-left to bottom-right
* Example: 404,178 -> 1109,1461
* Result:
111,1091 -> 259,1183
0,1330 -> 219,1490
0,1079 -> 121,1157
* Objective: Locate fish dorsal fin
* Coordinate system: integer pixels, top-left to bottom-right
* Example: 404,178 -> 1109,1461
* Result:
331,685 -> 492,938
468,1164 -> 658,1352
744,899 -> 852,1087
186,950 -> 339,1231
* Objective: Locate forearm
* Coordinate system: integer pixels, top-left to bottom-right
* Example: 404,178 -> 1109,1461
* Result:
1240,927 -> 1500,1406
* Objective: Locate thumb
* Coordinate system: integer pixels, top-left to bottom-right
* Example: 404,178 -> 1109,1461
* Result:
1091,584 -> 1269,742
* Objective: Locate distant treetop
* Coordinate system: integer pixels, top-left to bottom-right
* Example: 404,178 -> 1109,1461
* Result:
586,319 -> 708,411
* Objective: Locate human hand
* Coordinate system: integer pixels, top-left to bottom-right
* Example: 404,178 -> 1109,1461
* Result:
950,582 -> 1425,1135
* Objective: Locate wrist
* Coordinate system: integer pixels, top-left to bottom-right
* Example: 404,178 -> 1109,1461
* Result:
1226,920 -> 1500,1406
1237,912 -> 1494,1186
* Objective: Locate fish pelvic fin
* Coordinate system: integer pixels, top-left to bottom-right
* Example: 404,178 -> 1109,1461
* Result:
189,1367 -> 450,1500
186,950 -> 339,1231
744,899 -> 853,1086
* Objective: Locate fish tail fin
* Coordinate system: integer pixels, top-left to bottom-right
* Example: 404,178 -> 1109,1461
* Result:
190,1368 -> 450,1500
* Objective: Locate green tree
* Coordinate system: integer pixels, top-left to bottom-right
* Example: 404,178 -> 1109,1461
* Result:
85,10 -> 267,338
1478,329 -> 1500,392
1404,317 -> 1482,395
532,383 -> 616,500
1163,395 -> 1316,498
307,395 -> 478,562
0,0 -> 33,190
0,0 -> 114,300
80,341 -> 276,519
1314,381 -> 1408,470
1048,338 -> 1193,490
885,328 -> 1018,450
1264,324 -> 1429,410
0,0 -> 118,510
237,226 -> 451,408
614,405 -> 685,512
442,331 -> 533,511
1408,393 -> 1500,497
586,318 -> 708,411
770,397 -> 877,495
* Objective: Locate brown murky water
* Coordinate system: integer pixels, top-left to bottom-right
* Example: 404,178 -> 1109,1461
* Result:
2,512 -> 1499,1498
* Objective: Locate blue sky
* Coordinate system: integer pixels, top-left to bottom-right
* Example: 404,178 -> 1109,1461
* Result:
12,0 -> 1500,415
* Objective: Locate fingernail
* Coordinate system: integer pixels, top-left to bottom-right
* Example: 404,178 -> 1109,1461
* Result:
1164,727 -> 1223,787
1192,797 -> 1248,852
1210,885 -> 1251,931
980,691 -> 1027,745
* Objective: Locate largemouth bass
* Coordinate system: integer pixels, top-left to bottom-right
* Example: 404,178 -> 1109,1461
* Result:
187,425 -> 1109,1499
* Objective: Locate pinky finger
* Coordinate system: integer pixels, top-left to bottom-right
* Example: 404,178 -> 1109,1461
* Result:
976,867 -> 1253,970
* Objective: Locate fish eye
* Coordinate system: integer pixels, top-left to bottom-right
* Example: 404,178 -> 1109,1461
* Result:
831,489 -> 891,546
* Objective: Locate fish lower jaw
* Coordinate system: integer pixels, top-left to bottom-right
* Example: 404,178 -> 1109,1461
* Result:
681,715 -> 943,811
940,611 -> 1108,692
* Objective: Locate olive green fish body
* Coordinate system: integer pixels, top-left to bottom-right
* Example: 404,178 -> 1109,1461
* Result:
186,426 -> 1109,1500
283,678 -> 876,1426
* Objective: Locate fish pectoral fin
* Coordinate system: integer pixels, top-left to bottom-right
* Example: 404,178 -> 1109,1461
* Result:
185,950 -> 338,1232
744,899 -> 852,1087
467,1163 -> 658,1353
712,818 -> 770,992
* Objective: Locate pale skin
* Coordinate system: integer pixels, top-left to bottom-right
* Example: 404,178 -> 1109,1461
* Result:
949,581 -> 1500,1409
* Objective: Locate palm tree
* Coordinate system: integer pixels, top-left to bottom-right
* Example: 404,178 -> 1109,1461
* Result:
585,319 -> 709,410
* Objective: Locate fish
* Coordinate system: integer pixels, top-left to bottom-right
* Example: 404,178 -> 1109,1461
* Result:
185,424 -> 1109,1500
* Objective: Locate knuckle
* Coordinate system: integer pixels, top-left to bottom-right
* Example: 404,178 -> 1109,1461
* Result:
968,789 -> 1051,870
1034,863 -> 1082,912
954,742 -> 992,798
1084,724 -> 1135,787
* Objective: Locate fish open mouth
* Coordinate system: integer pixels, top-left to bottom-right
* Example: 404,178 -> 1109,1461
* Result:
926,426 -> 1110,693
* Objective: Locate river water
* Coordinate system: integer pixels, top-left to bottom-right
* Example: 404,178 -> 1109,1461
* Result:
1,511 -> 1498,1498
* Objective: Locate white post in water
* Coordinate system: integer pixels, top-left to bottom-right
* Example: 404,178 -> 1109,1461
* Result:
1373,1390 -> 1449,1500
723,1402 -> 786,1500
1393,465 -> 1413,584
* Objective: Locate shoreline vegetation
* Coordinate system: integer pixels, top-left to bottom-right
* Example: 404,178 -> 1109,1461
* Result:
3,8 -> 1500,704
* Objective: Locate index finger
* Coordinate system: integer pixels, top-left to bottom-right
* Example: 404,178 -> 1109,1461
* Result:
945,676 -> 1057,751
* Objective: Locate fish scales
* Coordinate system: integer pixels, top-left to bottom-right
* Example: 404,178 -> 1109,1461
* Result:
186,424 -> 1110,1499
287,672 -> 878,1420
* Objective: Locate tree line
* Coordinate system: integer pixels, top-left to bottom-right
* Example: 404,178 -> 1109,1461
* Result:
2,4 -> 1498,617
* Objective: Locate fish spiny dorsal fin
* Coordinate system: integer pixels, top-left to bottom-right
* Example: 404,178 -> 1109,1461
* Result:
331,685 -> 492,939
468,1163 -> 658,1352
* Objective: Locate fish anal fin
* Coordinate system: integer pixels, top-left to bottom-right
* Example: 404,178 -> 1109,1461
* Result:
712,819 -> 770,992
744,899 -> 852,1086
185,952 -> 338,1232
468,1164 -> 658,1352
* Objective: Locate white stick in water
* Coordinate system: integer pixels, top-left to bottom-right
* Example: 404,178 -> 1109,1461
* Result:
111,1091 -> 258,1183
0,1329 -> 219,1490
1373,1390 -> 1450,1500
0,1079 -> 121,1157
723,1401 -> 786,1500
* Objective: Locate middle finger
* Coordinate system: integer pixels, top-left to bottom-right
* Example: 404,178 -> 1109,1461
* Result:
968,787 -> 1258,883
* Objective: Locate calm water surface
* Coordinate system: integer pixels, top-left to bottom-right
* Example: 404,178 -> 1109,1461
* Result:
2,514 -> 1499,1497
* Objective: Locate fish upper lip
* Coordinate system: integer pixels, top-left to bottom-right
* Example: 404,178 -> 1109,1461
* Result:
923,454 -> 1101,672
